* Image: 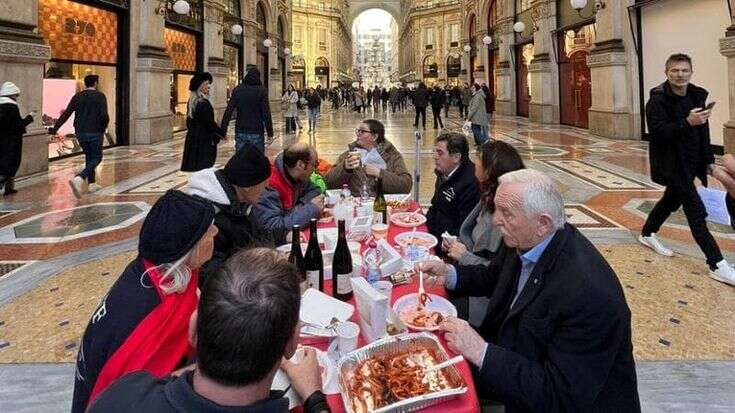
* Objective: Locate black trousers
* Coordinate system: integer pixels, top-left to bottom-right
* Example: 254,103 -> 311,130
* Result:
432,106 -> 444,128
414,107 -> 426,128
641,182 -> 723,268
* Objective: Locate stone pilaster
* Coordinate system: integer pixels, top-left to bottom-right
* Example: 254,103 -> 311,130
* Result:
133,0 -> 174,144
720,35 -> 735,154
528,53 -> 555,123
0,0 -> 51,177
493,18 -> 515,116
204,1 -> 227,118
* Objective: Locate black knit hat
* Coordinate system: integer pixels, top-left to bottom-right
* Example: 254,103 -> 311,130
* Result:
223,144 -> 271,187
139,190 -> 216,265
189,72 -> 213,91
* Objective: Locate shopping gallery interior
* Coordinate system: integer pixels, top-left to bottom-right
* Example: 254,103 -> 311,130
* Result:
0,0 -> 734,412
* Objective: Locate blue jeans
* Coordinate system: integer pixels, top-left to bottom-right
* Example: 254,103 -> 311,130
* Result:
471,124 -> 487,146
235,133 -> 265,153
76,133 -> 103,183
307,107 -> 318,129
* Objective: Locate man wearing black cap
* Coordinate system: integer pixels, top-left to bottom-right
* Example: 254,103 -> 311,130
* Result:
220,67 -> 274,152
49,74 -> 110,198
72,190 -> 218,413
187,143 -> 274,281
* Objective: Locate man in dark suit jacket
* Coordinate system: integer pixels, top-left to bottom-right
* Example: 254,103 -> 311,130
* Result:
420,169 -> 640,412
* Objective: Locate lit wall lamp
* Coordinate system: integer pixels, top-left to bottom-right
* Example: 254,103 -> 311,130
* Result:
463,44 -> 471,53
571,0 -> 605,19
513,22 -> 526,34
482,35 -> 492,45
284,48 -> 291,56
231,23 -> 243,36
154,0 -> 190,16
263,38 -> 273,48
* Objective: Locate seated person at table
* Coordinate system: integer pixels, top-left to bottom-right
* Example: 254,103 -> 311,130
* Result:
324,118 -> 412,197
420,169 -> 640,412
253,142 -> 325,244
72,190 -> 218,413
88,248 -> 330,413
442,140 -> 525,266
188,144 -> 273,281
426,132 -> 480,245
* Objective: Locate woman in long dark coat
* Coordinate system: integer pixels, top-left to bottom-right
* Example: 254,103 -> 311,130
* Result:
181,72 -> 225,172
0,82 -> 33,195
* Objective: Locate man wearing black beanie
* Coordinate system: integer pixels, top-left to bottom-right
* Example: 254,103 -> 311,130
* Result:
187,144 -> 274,282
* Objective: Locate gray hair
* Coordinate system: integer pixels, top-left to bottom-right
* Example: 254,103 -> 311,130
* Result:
498,169 -> 565,229
141,252 -> 193,295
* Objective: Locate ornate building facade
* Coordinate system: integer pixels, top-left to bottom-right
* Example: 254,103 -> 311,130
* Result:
289,0 -> 352,88
398,0 -> 463,86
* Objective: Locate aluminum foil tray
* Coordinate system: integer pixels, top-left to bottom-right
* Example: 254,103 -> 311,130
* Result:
336,332 -> 467,413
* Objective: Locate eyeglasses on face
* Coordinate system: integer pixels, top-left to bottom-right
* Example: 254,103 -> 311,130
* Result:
355,128 -> 372,135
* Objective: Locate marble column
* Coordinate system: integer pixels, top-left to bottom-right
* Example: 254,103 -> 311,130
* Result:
494,18 -> 515,116
528,1 -> 558,124
133,0 -> 174,144
0,0 -> 51,177
720,34 -> 735,154
587,0 -> 640,140
204,0 -> 228,120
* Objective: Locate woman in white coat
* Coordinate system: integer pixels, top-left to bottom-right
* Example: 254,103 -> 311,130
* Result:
282,84 -> 299,134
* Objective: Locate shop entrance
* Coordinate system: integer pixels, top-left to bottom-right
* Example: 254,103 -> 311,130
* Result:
558,25 -> 593,129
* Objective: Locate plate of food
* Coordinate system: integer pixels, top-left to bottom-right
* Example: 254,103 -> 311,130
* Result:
390,212 -> 426,228
319,208 -> 334,224
392,293 -> 457,332
394,231 -> 438,250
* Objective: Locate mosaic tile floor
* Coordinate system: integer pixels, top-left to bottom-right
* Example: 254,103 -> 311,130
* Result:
0,106 -> 733,411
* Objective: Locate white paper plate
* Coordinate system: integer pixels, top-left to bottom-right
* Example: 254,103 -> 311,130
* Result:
394,231 -> 438,249
272,346 -> 339,409
300,288 -> 354,336
392,293 -> 457,332
390,212 -> 427,228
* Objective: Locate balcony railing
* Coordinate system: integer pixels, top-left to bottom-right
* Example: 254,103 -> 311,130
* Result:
409,0 -> 460,14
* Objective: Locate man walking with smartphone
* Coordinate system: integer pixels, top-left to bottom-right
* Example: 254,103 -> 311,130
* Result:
49,74 -> 109,198
638,53 -> 735,286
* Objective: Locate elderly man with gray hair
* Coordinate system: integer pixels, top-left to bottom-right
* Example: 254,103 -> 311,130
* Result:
420,169 -> 640,412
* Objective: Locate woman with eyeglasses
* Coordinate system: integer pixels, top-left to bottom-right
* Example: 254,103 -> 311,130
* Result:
324,118 -> 412,197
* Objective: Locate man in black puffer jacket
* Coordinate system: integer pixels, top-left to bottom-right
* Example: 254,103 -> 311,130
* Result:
220,67 -> 274,153
412,82 -> 430,129
426,132 -> 480,249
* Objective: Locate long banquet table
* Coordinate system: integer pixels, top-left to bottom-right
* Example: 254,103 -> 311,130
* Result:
293,205 -> 480,413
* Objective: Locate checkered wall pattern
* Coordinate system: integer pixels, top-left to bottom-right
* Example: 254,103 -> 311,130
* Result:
39,0 -> 118,64
165,29 -> 197,72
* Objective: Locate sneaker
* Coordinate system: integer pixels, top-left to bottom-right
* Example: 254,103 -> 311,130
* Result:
88,183 -> 102,193
710,260 -> 735,286
68,176 -> 85,199
637,234 -> 674,257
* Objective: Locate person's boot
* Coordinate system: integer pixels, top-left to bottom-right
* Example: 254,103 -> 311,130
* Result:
3,176 -> 17,196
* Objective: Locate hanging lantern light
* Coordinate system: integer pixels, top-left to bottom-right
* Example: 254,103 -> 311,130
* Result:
231,24 -> 243,36
482,35 -> 492,45
263,38 -> 273,48
570,0 -> 588,11
463,44 -> 471,53
513,21 -> 526,33
172,0 -> 190,15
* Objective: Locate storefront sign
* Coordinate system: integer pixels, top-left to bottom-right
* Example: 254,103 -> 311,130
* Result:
39,0 -> 118,64
165,28 -> 197,72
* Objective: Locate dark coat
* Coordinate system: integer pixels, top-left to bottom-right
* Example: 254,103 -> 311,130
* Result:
0,103 -> 32,177
51,89 -> 109,134
646,81 -> 713,187
482,85 -> 494,113
453,224 -> 640,413
181,99 -> 225,172
220,76 -> 274,137
413,87 -> 430,108
71,257 -> 161,413
426,160 -> 481,241
430,89 -> 446,109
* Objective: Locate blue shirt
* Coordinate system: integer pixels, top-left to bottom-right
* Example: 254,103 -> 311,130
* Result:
445,232 -> 555,369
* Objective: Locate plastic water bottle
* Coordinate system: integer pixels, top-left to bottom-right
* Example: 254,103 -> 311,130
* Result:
363,240 -> 382,284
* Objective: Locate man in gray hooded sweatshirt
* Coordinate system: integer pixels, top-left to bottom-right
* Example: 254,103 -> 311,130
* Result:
220,67 -> 274,152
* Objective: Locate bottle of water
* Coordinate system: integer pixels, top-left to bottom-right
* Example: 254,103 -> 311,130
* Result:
341,183 -> 351,200
363,240 -> 382,284
360,181 -> 370,203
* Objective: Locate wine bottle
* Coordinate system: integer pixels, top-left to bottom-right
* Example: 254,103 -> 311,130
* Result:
332,219 -> 353,301
304,218 -> 324,291
288,225 -> 307,291
373,177 -> 387,224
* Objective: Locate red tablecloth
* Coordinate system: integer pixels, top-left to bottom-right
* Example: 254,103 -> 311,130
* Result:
294,205 -> 480,413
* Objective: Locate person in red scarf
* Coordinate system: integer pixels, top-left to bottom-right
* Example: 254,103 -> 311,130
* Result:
253,142 -> 324,244
71,190 -> 218,413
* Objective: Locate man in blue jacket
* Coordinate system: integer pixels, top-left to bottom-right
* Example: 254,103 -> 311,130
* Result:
420,169 -> 640,412
254,142 -> 324,244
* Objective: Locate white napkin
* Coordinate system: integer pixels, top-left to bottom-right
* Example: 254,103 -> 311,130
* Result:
358,148 -> 387,170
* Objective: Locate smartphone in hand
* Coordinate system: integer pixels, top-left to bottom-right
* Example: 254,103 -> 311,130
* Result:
705,101 -> 716,111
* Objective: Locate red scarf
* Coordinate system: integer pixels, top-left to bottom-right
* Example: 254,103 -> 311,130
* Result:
87,260 -> 198,408
269,161 -> 296,210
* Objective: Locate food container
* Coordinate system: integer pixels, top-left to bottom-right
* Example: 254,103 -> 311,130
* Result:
336,333 -> 467,413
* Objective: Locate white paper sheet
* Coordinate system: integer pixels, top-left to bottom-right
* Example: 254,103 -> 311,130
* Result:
697,187 -> 732,226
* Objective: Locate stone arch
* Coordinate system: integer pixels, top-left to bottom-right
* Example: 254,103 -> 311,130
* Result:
348,3 -> 401,30
315,56 -> 330,67
277,14 -> 288,42
255,0 -> 271,33
481,0 -> 500,31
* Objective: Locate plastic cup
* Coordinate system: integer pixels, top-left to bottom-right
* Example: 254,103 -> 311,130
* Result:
371,223 -> 389,239
373,280 -> 393,305
334,321 -> 360,356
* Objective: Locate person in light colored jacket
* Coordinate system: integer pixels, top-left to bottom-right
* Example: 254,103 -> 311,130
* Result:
282,84 -> 299,134
466,83 -> 488,146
